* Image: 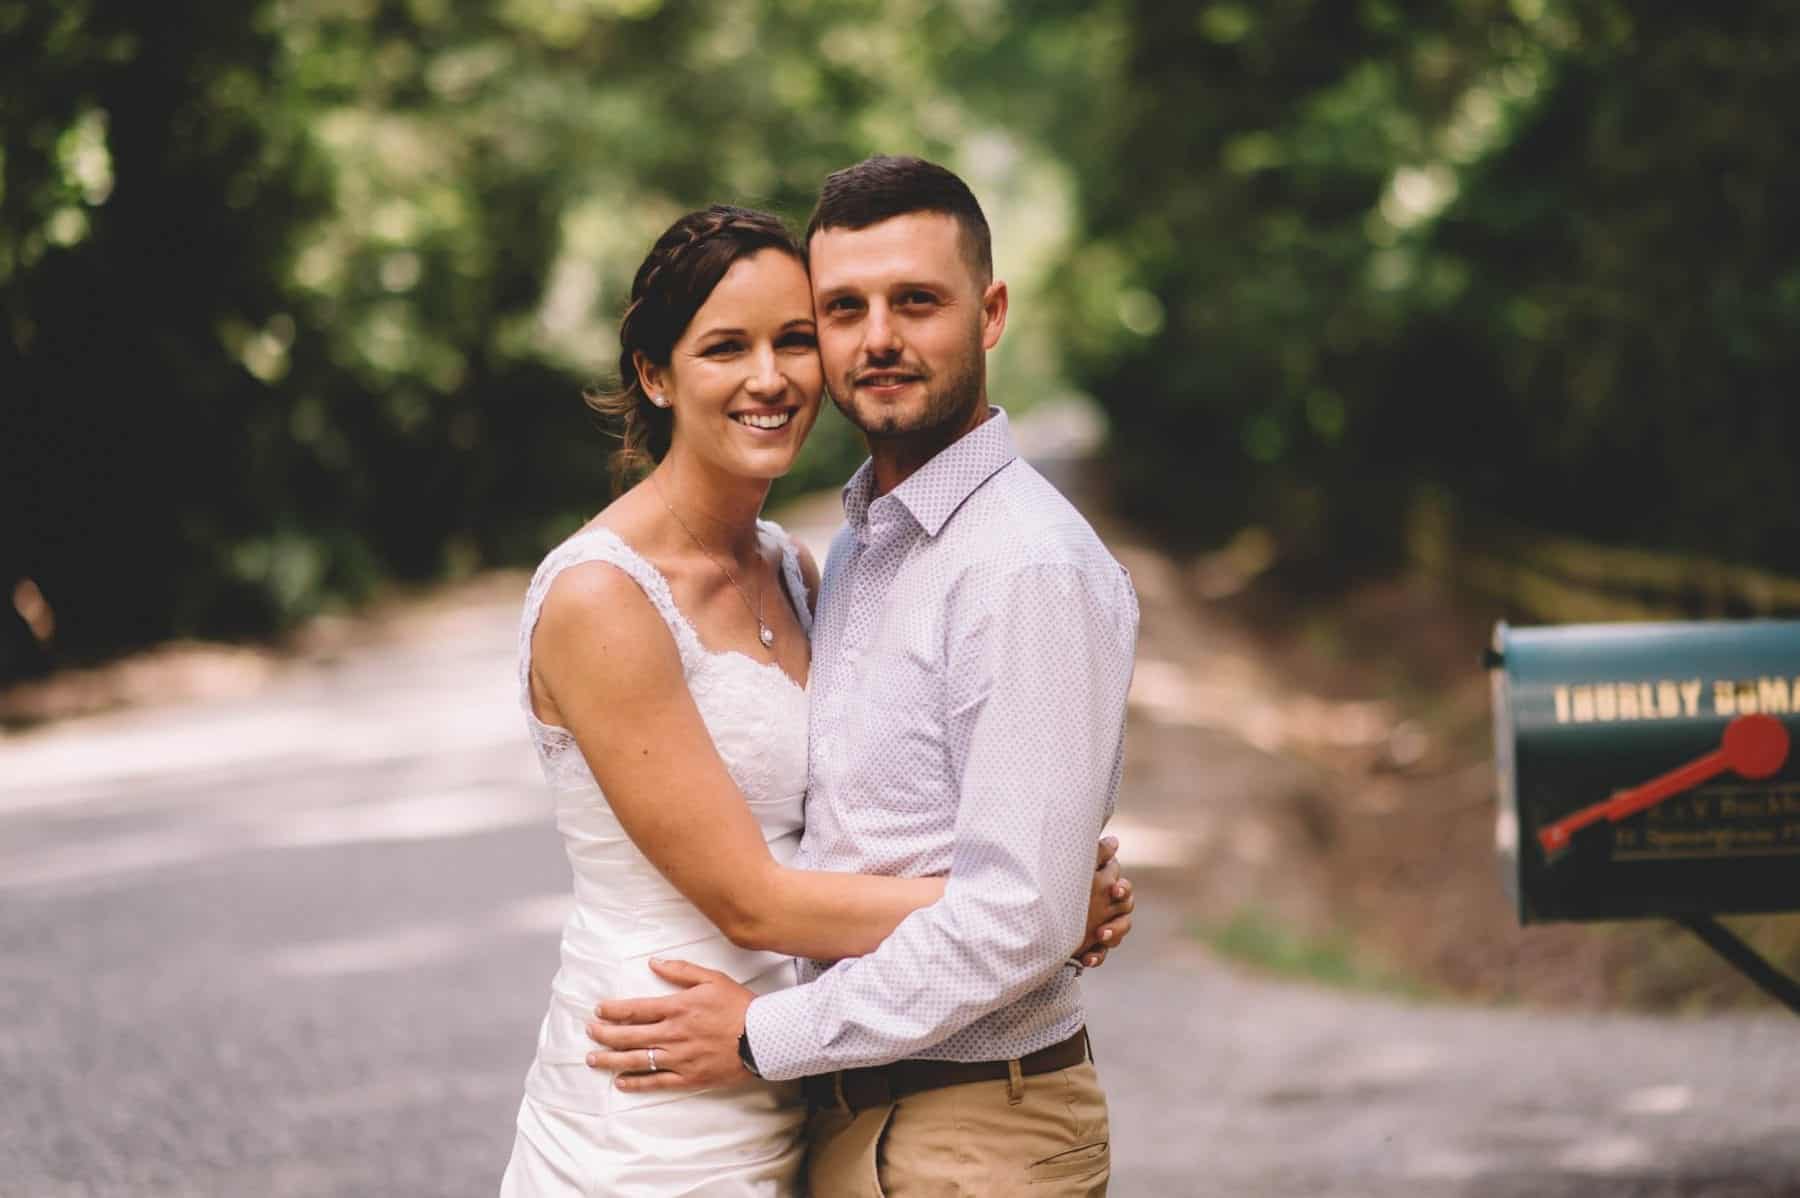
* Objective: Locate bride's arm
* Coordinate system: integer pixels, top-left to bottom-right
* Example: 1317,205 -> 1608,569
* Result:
532,561 -> 940,961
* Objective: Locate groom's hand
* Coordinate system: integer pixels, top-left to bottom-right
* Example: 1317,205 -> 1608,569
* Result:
1077,836 -> 1135,969
585,959 -> 754,1092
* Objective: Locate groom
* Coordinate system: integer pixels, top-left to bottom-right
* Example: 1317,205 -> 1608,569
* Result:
586,155 -> 1139,1194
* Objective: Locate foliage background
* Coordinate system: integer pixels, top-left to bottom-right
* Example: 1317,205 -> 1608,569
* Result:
1064,0 -> 1800,587
5,0 -> 1798,678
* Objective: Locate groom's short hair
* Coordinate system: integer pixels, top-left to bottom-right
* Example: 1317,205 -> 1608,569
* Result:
806,155 -> 993,282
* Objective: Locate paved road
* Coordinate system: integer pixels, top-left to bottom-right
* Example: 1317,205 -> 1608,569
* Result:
4,490 -> 1798,1196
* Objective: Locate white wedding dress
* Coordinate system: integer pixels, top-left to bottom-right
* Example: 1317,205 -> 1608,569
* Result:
500,523 -> 811,1196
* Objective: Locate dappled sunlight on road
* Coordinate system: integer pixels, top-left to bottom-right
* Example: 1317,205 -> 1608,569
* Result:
265,894 -> 570,979
259,784 -> 539,850
1129,654 -> 1405,759
1619,1083 -> 1693,1115
0,774 -> 543,892
266,920 -> 473,978
0,710 -> 335,806
1405,1146 -> 1500,1183
0,593 -> 546,894
1331,1038 -> 1445,1087
1,822 -> 243,890
1556,1135 -> 1656,1174
0,683 -> 526,805
275,1069 -> 529,1124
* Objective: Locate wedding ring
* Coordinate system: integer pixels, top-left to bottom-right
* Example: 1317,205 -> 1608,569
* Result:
647,1047 -> 659,1073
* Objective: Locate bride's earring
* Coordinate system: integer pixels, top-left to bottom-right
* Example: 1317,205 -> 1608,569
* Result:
649,393 -> 669,408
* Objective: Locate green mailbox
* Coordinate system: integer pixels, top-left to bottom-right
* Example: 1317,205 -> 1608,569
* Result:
1489,620 -> 1800,925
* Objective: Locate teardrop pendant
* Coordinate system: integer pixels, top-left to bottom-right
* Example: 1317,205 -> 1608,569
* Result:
758,623 -> 775,648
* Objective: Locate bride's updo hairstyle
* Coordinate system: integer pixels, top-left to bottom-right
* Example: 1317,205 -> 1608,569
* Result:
586,204 -> 803,490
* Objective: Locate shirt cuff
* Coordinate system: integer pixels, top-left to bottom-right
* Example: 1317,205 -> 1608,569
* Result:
742,984 -> 820,1082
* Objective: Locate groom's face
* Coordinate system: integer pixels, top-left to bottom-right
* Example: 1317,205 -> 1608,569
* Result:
808,212 -> 1005,442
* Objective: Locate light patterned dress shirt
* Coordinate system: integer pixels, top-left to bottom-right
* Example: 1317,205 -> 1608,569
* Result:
743,408 -> 1139,1081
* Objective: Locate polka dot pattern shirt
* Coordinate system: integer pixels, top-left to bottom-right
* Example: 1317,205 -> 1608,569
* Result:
743,408 -> 1140,1080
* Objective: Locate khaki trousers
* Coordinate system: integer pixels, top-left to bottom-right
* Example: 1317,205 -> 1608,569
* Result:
804,1060 -> 1109,1196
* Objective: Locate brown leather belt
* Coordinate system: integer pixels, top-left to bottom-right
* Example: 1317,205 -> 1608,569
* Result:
800,1027 -> 1091,1113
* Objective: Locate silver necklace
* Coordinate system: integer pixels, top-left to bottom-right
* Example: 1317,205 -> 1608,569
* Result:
651,473 -> 774,650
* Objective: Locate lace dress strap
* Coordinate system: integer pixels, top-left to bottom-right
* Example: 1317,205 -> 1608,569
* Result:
517,526 -> 704,727
757,519 -> 814,637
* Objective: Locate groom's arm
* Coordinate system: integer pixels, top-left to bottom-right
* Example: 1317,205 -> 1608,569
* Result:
584,834 -> 1133,1090
741,554 -> 1138,1079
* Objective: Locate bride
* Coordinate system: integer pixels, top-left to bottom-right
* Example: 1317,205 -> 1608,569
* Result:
501,206 -> 1130,1195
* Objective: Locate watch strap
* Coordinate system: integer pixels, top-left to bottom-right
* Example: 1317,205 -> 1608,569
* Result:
737,1029 -> 763,1078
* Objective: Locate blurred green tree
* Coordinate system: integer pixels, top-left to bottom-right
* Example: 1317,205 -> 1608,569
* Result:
1,0 -> 1095,675
1410,4 -> 1800,576
2,0 -> 332,672
1058,0 -> 1800,587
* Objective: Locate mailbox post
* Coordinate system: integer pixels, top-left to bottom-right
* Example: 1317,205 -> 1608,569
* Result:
1488,620 -> 1800,1011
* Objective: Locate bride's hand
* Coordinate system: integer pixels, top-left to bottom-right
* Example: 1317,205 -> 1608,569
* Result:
586,959 -> 756,1092
1076,836 -> 1135,970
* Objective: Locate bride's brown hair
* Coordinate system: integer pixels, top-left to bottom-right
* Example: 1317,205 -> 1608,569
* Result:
585,205 -> 803,492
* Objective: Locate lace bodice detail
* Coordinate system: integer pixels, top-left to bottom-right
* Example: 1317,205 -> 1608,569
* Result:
517,520 -> 812,797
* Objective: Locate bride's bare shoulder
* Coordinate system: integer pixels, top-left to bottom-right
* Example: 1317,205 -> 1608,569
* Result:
534,554 -> 681,699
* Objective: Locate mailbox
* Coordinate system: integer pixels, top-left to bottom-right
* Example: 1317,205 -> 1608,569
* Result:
1489,620 -> 1800,924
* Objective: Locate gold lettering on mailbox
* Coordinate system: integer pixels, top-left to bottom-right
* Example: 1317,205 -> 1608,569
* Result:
1617,683 -> 1641,719
1595,685 -> 1618,720
1548,676 -> 1728,723
1572,685 -> 1595,722
1546,676 -> 1788,725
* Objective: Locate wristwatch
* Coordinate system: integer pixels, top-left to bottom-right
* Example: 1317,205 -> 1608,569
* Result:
737,1029 -> 763,1079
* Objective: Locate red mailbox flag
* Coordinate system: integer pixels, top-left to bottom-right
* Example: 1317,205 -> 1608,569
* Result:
1537,714 -> 1790,858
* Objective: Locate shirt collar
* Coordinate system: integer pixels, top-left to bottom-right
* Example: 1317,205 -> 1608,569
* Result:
839,457 -> 879,532
840,406 -> 1019,539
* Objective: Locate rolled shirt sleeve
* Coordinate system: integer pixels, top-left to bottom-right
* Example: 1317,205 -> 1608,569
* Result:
745,554 -> 1138,1080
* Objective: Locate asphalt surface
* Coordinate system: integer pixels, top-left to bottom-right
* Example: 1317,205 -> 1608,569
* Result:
4,480 -> 1799,1197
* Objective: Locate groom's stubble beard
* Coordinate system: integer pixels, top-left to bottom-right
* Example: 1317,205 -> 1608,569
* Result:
826,321 -> 987,444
